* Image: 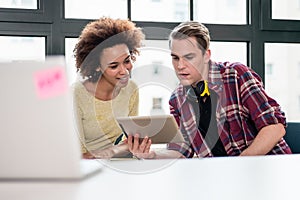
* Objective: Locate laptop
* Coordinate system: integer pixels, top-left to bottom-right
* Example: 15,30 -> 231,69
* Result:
0,56 -> 102,180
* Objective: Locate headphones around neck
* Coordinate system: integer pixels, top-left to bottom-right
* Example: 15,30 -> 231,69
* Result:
186,80 -> 210,102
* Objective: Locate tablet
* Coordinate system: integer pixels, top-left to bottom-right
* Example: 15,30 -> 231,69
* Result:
116,115 -> 185,144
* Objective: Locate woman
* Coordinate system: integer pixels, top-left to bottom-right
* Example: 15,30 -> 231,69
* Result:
72,17 -> 145,159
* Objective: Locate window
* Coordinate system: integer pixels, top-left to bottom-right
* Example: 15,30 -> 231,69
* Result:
152,97 -> 162,109
66,38 -> 176,116
132,40 -> 177,116
299,96 -> 300,112
152,61 -> 162,75
261,0 -> 300,31
265,63 -> 274,76
64,0 -> 127,19
0,36 -> 45,62
265,43 -> 300,122
272,0 -> 300,20
2,0 -> 299,124
193,0 -> 247,24
0,0 -> 37,9
131,0 -> 189,22
151,97 -> 165,116
65,38 -> 248,114
210,42 -> 247,64
298,62 -> 300,79
65,38 -> 78,85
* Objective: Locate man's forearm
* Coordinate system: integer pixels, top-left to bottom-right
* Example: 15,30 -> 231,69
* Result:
240,123 -> 285,156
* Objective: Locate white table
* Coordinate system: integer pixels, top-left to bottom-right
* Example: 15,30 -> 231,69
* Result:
1,154 -> 300,200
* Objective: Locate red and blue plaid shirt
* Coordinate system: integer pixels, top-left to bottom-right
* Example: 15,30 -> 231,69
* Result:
168,61 -> 292,157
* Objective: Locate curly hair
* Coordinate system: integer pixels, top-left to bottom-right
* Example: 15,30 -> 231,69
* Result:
74,17 -> 145,82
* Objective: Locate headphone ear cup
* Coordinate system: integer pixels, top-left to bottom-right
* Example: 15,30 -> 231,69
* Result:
197,81 -> 205,96
195,81 -> 205,97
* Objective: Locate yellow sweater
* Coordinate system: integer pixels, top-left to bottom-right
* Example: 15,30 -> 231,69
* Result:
72,80 -> 139,153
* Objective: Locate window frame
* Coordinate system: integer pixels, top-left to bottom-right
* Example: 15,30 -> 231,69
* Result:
0,0 -> 300,122
0,0 -> 52,23
260,0 -> 300,31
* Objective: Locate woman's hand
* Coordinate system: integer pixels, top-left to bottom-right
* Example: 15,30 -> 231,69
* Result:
82,148 -> 116,159
127,134 -> 156,159
82,151 -> 96,159
93,148 -> 116,159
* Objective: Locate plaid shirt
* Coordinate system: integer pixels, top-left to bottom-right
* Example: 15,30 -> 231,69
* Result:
167,61 -> 292,158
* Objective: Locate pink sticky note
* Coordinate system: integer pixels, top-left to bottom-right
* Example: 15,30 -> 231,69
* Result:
34,67 -> 68,99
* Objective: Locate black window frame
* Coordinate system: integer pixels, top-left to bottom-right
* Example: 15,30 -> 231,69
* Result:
0,0 -> 300,124
261,0 -> 300,31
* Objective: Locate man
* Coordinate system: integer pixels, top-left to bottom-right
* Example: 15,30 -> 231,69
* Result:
128,21 -> 292,158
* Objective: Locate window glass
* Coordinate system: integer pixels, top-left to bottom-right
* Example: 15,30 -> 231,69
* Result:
64,0 -> 127,19
132,40 -> 177,116
0,36 -> 45,61
65,38 -> 176,115
0,0 -> 37,9
65,38 -> 79,85
131,0 -> 189,22
65,39 -> 248,115
193,0 -> 247,24
210,41 -> 247,64
265,43 -> 300,122
134,41 -> 247,115
272,0 -> 300,20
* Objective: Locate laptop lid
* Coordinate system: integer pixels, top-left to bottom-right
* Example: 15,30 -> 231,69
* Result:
0,56 -> 102,180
